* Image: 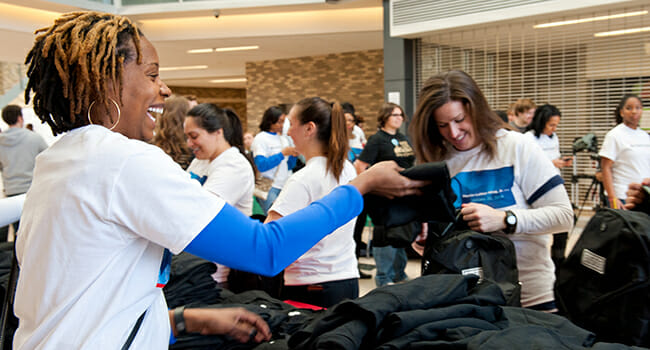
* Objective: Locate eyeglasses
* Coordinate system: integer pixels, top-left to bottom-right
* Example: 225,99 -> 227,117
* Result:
390,113 -> 404,118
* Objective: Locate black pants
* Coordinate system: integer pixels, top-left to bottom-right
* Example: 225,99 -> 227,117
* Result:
551,232 -> 568,268
353,208 -> 368,257
282,278 -> 359,308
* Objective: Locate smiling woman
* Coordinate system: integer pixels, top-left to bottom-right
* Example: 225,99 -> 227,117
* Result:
15,11 -> 426,349
409,70 -> 573,311
184,103 -> 255,286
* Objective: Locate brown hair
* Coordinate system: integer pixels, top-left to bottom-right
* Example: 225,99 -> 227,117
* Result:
409,70 -> 503,163
377,102 -> 405,128
512,98 -> 536,116
151,95 -> 193,169
293,97 -> 349,181
24,11 -> 142,135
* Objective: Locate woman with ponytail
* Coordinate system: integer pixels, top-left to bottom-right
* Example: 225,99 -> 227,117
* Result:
184,103 -> 255,286
266,97 -> 359,307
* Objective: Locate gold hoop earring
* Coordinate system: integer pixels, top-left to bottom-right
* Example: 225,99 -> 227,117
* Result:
87,99 -> 121,131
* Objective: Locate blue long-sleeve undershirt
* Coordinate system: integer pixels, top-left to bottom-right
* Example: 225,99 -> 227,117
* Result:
254,153 -> 284,172
184,184 -> 363,276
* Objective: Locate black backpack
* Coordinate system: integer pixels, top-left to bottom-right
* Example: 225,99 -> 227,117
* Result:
421,222 -> 521,307
555,208 -> 650,347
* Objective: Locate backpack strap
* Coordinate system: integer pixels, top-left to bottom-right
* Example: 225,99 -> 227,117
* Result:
121,310 -> 146,350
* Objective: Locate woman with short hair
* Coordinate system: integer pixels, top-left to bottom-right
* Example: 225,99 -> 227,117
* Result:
354,102 -> 416,287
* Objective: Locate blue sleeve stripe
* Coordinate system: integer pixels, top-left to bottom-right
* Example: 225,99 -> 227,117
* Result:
189,172 -> 207,185
254,153 -> 284,172
526,174 -> 564,205
169,329 -> 176,345
185,184 -> 363,276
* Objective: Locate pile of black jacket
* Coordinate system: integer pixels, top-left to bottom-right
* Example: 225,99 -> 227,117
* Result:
287,274 -> 637,350
164,252 -> 235,309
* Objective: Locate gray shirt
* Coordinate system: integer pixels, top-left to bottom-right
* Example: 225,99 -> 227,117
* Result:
0,128 -> 48,195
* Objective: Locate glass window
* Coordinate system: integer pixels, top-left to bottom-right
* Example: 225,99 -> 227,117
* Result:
121,0 -> 178,5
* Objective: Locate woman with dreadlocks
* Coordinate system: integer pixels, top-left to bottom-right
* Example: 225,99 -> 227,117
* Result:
15,12 -> 423,349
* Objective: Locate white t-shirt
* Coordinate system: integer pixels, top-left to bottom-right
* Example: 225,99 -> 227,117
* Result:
251,131 -> 292,189
269,156 -> 359,285
187,147 -> 254,216
352,125 -> 366,145
598,123 -> 650,200
349,132 -> 364,151
186,146 -> 254,283
14,126 -> 224,349
0,193 -> 24,227
445,129 -> 573,307
525,131 -> 561,163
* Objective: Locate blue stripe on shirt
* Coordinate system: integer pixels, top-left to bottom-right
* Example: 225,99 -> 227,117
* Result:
287,155 -> 297,170
526,174 -> 564,206
451,166 -> 516,209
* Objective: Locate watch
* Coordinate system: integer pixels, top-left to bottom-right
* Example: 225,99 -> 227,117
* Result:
504,210 -> 517,234
173,306 -> 187,335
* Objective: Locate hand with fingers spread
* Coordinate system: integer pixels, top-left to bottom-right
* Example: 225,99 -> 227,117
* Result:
460,203 -> 507,233
170,307 -> 271,343
350,160 -> 428,199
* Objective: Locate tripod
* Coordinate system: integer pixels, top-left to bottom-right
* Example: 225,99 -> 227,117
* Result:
570,152 -> 605,222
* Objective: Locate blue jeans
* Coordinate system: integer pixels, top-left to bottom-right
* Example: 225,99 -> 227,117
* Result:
257,186 -> 282,215
373,245 -> 408,287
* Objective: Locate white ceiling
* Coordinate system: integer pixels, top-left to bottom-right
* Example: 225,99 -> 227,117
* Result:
0,0 -> 384,88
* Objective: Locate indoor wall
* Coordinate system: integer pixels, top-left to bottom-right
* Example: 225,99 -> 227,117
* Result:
246,49 -> 384,135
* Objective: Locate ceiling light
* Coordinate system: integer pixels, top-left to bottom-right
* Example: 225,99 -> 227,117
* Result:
187,48 -> 214,54
534,10 -> 648,29
187,46 -> 259,54
215,45 -> 259,52
209,78 -> 246,83
594,26 -> 650,37
159,65 -> 208,71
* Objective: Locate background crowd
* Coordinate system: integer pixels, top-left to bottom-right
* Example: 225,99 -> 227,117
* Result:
0,10 -> 648,349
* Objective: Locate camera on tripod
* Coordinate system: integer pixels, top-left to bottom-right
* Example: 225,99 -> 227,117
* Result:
572,133 -> 598,154
570,133 -> 605,211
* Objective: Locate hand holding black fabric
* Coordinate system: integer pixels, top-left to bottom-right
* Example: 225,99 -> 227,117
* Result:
364,162 -> 457,229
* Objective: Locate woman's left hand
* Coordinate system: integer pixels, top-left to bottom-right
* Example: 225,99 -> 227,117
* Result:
460,203 -> 506,233
183,307 -> 271,343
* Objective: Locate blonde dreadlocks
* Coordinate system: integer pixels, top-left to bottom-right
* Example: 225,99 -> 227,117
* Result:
24,11 -> 143,135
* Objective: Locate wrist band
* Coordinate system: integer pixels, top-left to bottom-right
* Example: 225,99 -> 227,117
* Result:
173,306 -> 186,336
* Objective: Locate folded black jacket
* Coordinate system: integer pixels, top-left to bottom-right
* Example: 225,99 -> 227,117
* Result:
164,252 -> 234,308
365,162 -> 457,229
288,274 -> 502,350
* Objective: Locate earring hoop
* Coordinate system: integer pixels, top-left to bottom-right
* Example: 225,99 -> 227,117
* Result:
87,98 -> 121,131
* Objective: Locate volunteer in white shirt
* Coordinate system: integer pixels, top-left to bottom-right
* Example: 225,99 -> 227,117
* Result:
599,94 -> 650,209
267,97 -> 359,307
185,103 -> 255,286
14,11 -> 425,349
410,70 -> 573,312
